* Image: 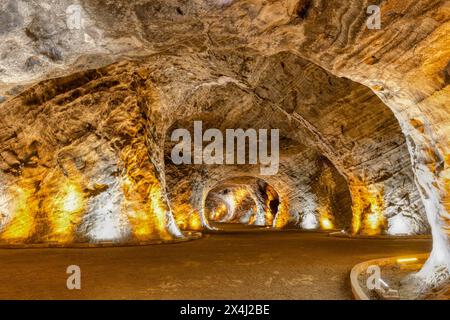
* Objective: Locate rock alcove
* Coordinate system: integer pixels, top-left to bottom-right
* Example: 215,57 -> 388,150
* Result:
0,0 -> 448,289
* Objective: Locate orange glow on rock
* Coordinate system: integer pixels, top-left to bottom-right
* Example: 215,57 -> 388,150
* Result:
319,207 -> 334,230
188,211 -> 202,230
264,188 -> 276,226
209,203 -> 227,222
350,185 -> 386,235
48,181 -> 85,243
0,186 -> 36,242
120,135 -> 173,241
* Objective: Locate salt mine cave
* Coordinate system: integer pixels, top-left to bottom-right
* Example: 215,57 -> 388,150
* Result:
0,0 -> 448,300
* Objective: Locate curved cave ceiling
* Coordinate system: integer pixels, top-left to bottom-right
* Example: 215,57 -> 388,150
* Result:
0,0 -> 448,283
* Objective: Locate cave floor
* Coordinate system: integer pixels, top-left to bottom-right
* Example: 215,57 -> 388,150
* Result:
0,224 -> 431,300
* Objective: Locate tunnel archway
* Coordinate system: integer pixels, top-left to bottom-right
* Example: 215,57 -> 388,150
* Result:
159,50 -> 425,238
0,54 -> 428,241
204,176 -> 281,229
0,0 -> 447,290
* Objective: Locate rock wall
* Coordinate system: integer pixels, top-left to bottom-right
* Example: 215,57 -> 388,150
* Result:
0,0 -> 448,284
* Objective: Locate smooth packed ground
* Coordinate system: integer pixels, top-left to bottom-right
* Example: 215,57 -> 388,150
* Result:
0,225 -> 431,299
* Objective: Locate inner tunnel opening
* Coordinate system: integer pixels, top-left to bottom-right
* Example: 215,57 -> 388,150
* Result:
204,177 -> 281,229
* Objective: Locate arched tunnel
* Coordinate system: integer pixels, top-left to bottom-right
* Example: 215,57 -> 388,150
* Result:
0,0 -> 448,300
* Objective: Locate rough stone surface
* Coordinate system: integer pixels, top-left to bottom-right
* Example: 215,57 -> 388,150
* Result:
0,0 -> 448,287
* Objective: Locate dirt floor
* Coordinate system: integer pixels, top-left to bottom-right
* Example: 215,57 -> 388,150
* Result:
0,224 -> 432,299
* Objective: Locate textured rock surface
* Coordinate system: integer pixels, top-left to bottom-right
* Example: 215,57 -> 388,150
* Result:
0,0 -> 448,287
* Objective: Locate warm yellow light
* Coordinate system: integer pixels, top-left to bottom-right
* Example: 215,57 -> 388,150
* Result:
49,182 -> 85,242
132,209 -> 153,238
62,184 -> 83,213
148,186 -> 171,239
363,207 -> 385,236
233,188 -> 248,203
351,185 -> 385,235
0,187 -> 35,241
264,192 -> 274,226
209,203 -> 227,222
320,217 -> 333,230
367,212 -> 379,229
150,189 -> 164,229
397,257 -> 418,264
352,213 -> 361,235
188,212 -> 202,230
120,136 -> 175,241
318,207 -> 334,230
